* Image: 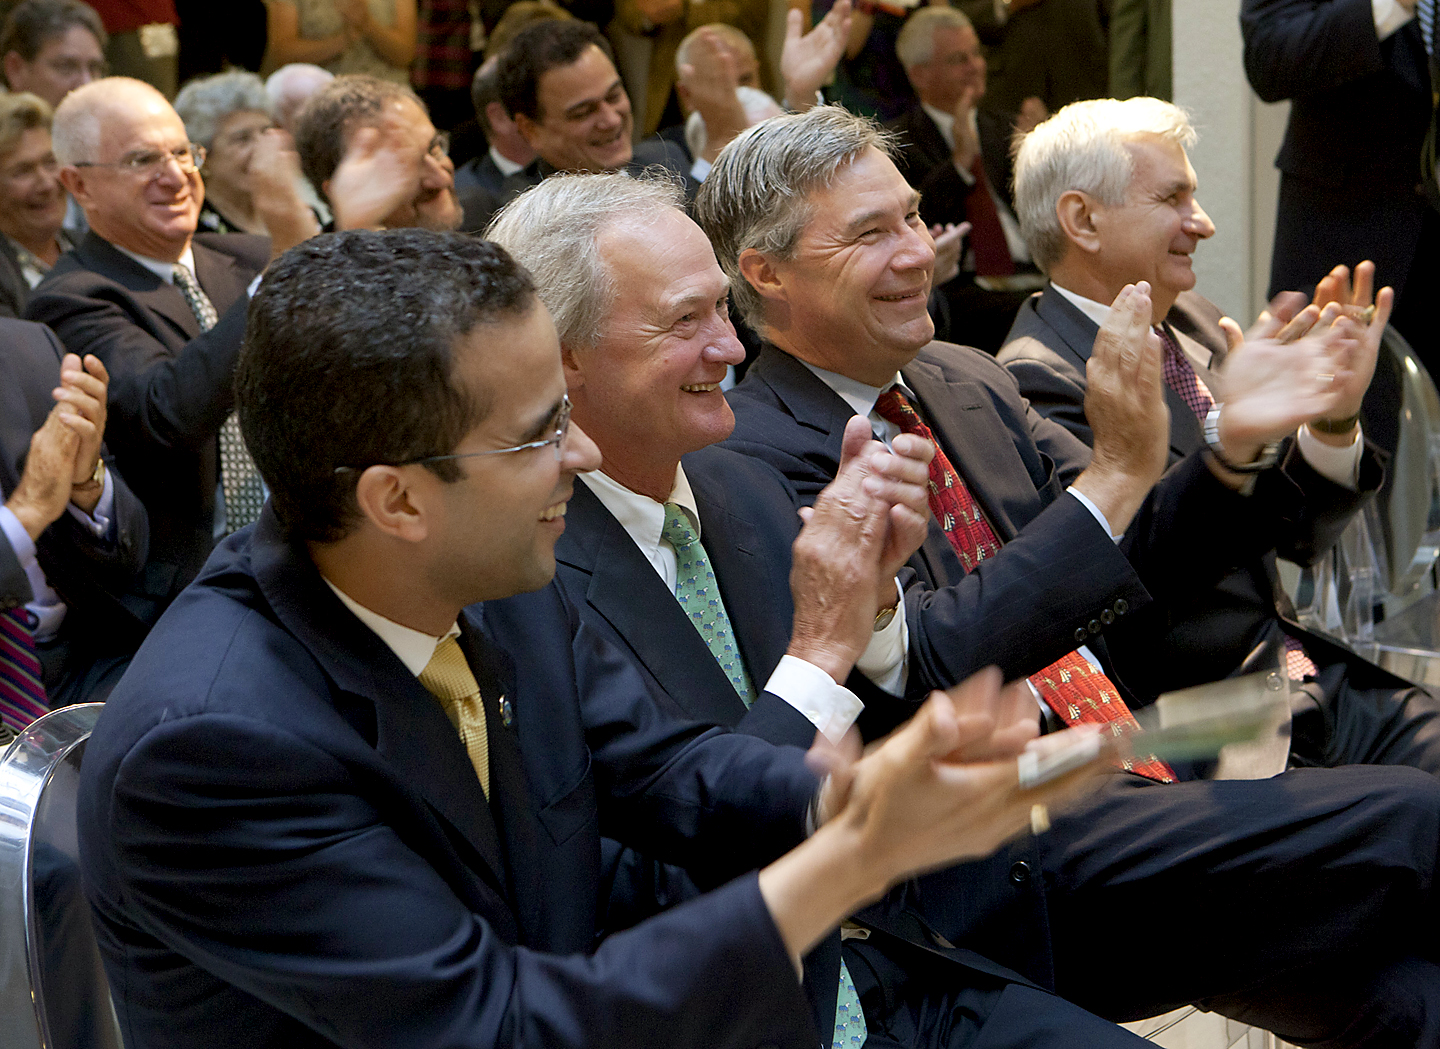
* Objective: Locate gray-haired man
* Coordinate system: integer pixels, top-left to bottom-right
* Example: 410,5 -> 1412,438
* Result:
707,103 -> 1440,1045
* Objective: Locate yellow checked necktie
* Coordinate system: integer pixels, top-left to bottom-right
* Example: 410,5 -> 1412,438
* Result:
419,636 -> 490,798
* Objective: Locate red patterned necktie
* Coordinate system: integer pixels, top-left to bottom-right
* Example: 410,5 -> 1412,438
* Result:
963,157 -> 1016,278
0,606 -> 49,732
1156,326 -> 1319,681
873,388 -> 1175,782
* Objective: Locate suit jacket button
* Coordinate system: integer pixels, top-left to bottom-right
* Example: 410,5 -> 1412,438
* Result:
1074,626 -> 1088,643
1088,619 -> 1102,635
1100,609 -> 1114,625
1009,860 -> 1031,884
1113,598 -> 1128,615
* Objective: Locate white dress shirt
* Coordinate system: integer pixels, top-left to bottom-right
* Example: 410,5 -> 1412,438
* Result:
919,102 -> 1031,264
579,465 -> 888,742
325,579 -> 458,676
1373,0 -> 1415,39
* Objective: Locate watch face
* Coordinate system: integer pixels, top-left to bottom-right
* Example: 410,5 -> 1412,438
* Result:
874,606 -> 897,631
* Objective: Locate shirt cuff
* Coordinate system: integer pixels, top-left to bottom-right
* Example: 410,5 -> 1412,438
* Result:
1373,0 -> 1414,39
690,156 -> 712,183
1296,423 -> 1363,489
763,654 -> 865,743
0,504 -> 37,569
1066,486 -> 1123,542
247,272 -> 264,298
65,466 -> 115,536
855,578 -> 908,695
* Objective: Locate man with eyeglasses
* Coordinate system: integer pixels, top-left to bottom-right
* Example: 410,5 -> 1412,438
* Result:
293,74 -> 466,234
22,77 -> 290,611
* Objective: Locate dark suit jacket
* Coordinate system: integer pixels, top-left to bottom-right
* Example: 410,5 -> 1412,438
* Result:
0,235 -> 31,319
724,341 -> 1350,702
459,137 -> 698,234
1242,0 -> 1437,301
25,231 -> 269,601
452,150 -> 508,197
77,507 -> 823,1049
0,318 -> 151,697
552,445 -> 1061,1009
888,102 -> 1017,232
996,284 -> 1391,697
954,0 -> 1108,119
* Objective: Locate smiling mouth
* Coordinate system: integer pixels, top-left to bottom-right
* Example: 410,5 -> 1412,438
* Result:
681,382 -> 721,393
876,290 -> 925,302
539,501 -> 567,522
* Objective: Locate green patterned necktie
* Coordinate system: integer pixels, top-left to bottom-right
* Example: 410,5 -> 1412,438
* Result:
661,503 -> 757,707
660,503 -> 866,1047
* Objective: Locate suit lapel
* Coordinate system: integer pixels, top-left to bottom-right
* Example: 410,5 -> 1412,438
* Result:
250,510 -> 510,903
558,482 -> 752,725
77,232 -> 201,341
1037,286 -> 1200,462
901,353 -> 1046,542
751,346 -> 858,467
689,465 -> 793,690
191,239 -> 247,313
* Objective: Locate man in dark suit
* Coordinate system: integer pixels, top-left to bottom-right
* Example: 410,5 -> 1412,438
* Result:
460,19 -> 698,232
889,5 -> 1039,352
699,104 -> 1440,1042
75,228 -> 1113,1049
1,321 -> 148,724
1242,0 -> 1439,367
452,54 -> 535,197
24,77 -> 269,602
994,95 -> 1440,776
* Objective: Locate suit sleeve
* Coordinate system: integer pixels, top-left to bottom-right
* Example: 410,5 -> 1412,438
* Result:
1000,348 -> 1097,448
102,710 -> 818,1049
1240,0 -> 1386,103
25,281 -> 249,454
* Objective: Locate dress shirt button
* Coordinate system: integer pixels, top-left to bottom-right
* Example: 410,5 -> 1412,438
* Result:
1009,860 -> 1031,884
1074,626 -> 1088,643
1113,598 -> 1128,615
1087,619 -> 1102,635
1100,609 -> 1114,625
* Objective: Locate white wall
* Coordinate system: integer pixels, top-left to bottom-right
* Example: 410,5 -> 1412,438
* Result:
1171,0 -> 1288,324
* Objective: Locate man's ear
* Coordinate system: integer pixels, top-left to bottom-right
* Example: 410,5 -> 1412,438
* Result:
560,340 -> 584,389
737,247 -> 786,306
58,167 -> 92,210
2,51 -> 24,91
1055,189 -> 1102,255
353,465 -> 429,544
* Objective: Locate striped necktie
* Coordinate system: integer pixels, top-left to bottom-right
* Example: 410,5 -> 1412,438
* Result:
874,387 -> 1176,782
1420,0 -> 1435,58
171,264 -> 265,533
0,606 -> 48,732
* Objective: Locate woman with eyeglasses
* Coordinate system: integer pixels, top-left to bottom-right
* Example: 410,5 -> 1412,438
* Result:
174,69 -> 322,240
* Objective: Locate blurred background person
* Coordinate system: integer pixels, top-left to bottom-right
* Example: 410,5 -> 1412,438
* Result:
0,92 -> 71,318
265,60 -> 335,130
263,0 -> 418,85
952,0 -> 1104,121
84,0 -> 179,97
0,0 -> 106,108
174,71 -> 279,236
454,52 -> 535,194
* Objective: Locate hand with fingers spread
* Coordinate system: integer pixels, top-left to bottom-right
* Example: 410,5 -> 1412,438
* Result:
1302,260 -> 1389,439
760,667 -> 1110,960
781,0 -> 852,112
787,415 -> 929,682
250,128 -> 321,258
329,120 -> 421,232
1072,282 -> 1170,536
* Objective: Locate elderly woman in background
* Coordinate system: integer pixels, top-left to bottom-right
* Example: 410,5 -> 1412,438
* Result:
262,0 -> 416,85
174,70 -> 287,236
0,91 -> 70,317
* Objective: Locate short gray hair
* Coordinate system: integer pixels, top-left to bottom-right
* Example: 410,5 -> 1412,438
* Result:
894,6 -> 973,69
53,76 -> 160,165
265,63 -> 334,131
694,105 -> 894,327
174,70 -> 269,150
487,171 -> 687,348
1013,96 -> 1196,273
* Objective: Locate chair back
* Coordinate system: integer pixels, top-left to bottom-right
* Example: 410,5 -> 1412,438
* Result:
0,704 -> 121,1049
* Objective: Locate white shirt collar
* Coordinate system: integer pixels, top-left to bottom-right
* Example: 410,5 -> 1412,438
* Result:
323,578 -> 459,678
1049,281 -> 1113,329
490,145 -> 525,177
113,242 -> 197,285
579,464 -> 699,569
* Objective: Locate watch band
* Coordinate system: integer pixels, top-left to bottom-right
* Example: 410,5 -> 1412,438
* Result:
1203,405 -> 1280,474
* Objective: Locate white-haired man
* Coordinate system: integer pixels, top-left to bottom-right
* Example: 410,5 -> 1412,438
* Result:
706,102 -> 1440,1044
994,97 -> 1440,781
